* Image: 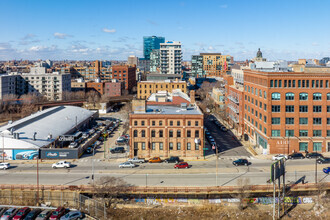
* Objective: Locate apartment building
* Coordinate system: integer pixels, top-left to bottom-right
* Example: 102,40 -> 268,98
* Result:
0,74 -> 18,99
129,100 -> 204,158
111,65 -> 136,91
243,69 -> 330,154
160,41 -> 182,75
143,36 -> 165,60
137,80 -> 187,99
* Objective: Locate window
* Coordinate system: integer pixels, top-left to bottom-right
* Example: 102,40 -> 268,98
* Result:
271,130 -> 281,137
152,142 -> 156,150
177,142 -> 181,150
272,118 -> 280,124
279,80 -> 282,87
151,130 -> 155,137
294,104 -> 305,113
159,142 -> 163,150
141,130 -> 145,137
286,118 -> 294,124
264,116 -> 267,123
187,130 -> 191,137
195,130 -> 199,137
286,105 -> 294,112
313,130 -> 322,137
169,142 -> 173,150
271,92 -> 281,100
313,106 -> 322,113
177,121 -> 180,126
195,142 -> 199,150
170,121 -> 173,126
313,118 -> 322,125
134,121 -> 137,126
264,104 -> 267,111
177,130 -> 181,137
285,93 -> 294,100
195,121 -> 199,126
141,121 -> 145,126
141,142 -> 146,150
270,80 -> 273,87
327,130 -> 330,137
299,142 -> 308,152
327,93 -> 330,100
187,142 -> 191,150
134,130 -> 138,137
272,105 -> 281,112
313,93 -> 322,100
328,106 -> 330,113
299,93 -> 308,100
159,130 -> 163,137
299,118 -> 308,124
299,130 -> 308,137
313,142 -> 322,151
259,89 -> 262,97
152,121 -> 155,126
169,130 -> 173,137
285,130 -> 294,137
264,127 -> 267,135
159,121 -> 162,126
264,91 -> 266,99
187,121 -> 191,126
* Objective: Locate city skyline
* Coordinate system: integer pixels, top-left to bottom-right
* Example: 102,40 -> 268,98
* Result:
0,0 -> 329,61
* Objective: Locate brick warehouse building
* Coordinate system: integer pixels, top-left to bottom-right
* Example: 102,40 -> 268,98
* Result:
129,100 -> 204,158
243,69 -> 330,154
111,65 -> 136,91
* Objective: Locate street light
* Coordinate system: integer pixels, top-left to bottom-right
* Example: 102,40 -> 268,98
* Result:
309,137 -> 317,184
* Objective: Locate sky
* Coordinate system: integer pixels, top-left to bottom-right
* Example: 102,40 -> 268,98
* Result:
0,0 -> 329,61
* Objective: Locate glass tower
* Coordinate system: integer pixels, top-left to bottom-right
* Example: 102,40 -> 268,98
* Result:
143,36 -> 165,60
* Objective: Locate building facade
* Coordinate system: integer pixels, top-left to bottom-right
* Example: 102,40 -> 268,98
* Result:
128,55 -> 138,66
104,81 -> 124,97
143,36 -> 165,60
191,55 -> 204,77
0,74 -> 18,100
243,70 -> 330,154
137,80 -> 187,99
111,65 -> 136,91
129,101 -> 204,158
150,49 -> 160,73
160,41 -> 182,75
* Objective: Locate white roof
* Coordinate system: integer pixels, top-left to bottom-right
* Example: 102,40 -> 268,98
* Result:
0,106 -> 96,149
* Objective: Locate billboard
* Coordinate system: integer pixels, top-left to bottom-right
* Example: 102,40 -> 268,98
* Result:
13,149 -> 38,160
0,150 -> 13,160
40,148 -> 78,159
270,159 -> 285,182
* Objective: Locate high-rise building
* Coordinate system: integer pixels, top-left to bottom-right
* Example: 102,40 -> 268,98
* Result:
143,36 -> 165,60
191,55 -> 204,77
160,41 -> 182,75
150,49 -> 160,73
128,55 -> 138,66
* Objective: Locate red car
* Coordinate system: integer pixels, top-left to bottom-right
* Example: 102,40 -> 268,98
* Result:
49,207 -> 65,220
12,207 -> 30,220
174,162 -> 190,169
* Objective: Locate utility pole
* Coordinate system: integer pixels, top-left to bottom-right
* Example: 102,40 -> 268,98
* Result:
2,133 -> 4,162
92,147 -> 95,185
216,145 -> 218,187
36,155 -> 39,206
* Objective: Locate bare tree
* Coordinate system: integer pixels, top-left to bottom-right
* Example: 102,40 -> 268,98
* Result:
236,178 -> 252,210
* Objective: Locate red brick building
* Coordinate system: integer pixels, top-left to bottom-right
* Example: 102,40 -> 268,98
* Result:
243,70 -> 330,154
86,82 -> 104,94
111,65 -> 136,91
104,81 -> 124,97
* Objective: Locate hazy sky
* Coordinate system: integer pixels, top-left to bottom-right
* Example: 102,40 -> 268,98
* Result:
0,0 -> 329,61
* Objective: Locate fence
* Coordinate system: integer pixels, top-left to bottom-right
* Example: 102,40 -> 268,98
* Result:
76,194 -> 107,220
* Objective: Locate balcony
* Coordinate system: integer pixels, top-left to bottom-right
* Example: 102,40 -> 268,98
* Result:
229,114 -> 239,124
228,104 -> 239,114
228,95 -> 239,104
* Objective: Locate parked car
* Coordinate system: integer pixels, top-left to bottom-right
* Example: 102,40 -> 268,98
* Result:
205,131 -> 211,136
221,127 -> 228,132
316,157 -> 330,164
68,142 -> 78,148
149,157 -> 162,163
110,147 -> 125,154
119,161 -> 136,168
232,159 -> 249,166
209,138 -> 215,143
52,161 -> 71,169
35,210 -> 52,220
272,154 -> 288,161
24,208 -> 41,220
306,152 -> 324,159
85,146 -> 94,154
60,210 -> 83,220
288,153 -> 305,159
164,156 -> 180,163
115,139 -> 127,145
82,133 -> 89,139
323,167 -> 330,174
127,157 -> 145,163
1,208 -> 18,220
174,162 -> 190,169
49,207 -> 66,220
0,209 -> 6,218
0,163 -> 10,170
13,207 -> 30,220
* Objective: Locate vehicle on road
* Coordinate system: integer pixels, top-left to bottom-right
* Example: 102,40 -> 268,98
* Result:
52,161 -> 71,169
127,157 -> 145,163
221,126 -> 228,132
49,207 -> 66,220
205,131 -> 211,136
110,147 -> 125,154
164,156 -> 180,163
149,157 -> 162,163
174,162 -> 189,169
60,210 -> 83,220
232,159 -> 249,166
272,154 -> 288,160
119,161 -> 136,168
208,138 -> 215,143
13,207 -> 30,220
323,167 -> 330,174
0,163 -> 10,170
35,210 -> 52,220
305,152 -> 324,159
1,208 -> 18,220
24,208 -> 41,220
115,138 -> 127,145
288,153 -> 305,159
316,157 -> 330,164
85,146 -> 94,154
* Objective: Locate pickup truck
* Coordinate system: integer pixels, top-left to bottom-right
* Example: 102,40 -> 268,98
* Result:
128,157 -> 145,163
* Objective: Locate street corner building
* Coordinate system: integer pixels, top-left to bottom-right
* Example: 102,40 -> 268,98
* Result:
129,100 -> 204,159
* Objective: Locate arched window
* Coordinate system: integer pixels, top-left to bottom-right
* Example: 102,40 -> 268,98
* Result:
285,92 -> 294,100
271,92 -> 281,100
327,93 -> 330,100
133,130 -> 138,137
313,93 -> 322,100
299,93 -> 308,100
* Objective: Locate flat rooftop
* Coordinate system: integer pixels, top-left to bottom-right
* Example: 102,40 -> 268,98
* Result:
133,105 -> 202,115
